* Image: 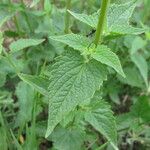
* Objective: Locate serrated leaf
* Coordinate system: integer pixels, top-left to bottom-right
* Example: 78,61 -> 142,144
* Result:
9,39 -> 45,53
131,53 -> 148,87
107,2 -> 135,29
91,45 -> 125,77
68,10 -> 98,28
110,25 -> 145,35
49,34 -> 90,53
52,128 -> 85,150
69,2 -> 144,35
18,73 -> 49,96
46,50 -> 107,137
85,100 -> 118,150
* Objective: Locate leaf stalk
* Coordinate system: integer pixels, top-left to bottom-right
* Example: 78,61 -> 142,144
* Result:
64,0 -> 72,33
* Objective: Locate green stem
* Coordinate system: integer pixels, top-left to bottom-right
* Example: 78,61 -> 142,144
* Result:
94,0 -> 110,46
64,0 -> 71,33
20,0 -> 32,33
13,16 -> 21,35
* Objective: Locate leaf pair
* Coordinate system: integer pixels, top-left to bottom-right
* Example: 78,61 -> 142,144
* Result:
49,34 -> 125,77
68,1 -> 145,35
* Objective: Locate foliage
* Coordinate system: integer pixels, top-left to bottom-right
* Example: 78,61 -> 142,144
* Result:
0,0 -> 150,150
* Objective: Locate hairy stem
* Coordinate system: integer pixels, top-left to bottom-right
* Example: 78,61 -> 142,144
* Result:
94,0 -> 110,46
64,0 -> 71,33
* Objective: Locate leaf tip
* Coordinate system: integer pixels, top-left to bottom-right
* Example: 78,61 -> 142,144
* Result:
45,129 -> 51,138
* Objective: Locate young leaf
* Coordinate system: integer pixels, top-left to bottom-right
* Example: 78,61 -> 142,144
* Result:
85,100 -> 118,150
18,73 -> 49,96
131,53 -> 148,87
91,45 -> 125,77
46,50 -> 107,137
9,39 -> 45,53
49,34 -> 90,53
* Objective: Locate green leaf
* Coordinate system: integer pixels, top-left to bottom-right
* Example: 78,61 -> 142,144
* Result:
18,73 -> 49,96
52,128 -> 85,150
85,100 -> 118,150
117,67 -> 144,88
130,36 -> 146,54
91,45 -> 125,77
49,37 -> 125,77
131,53 -> 148,87
117,96 -> 150,131
69,2 -> 145,35
110,25 -> 145,35
46,50 -> 107,137
0,32 -> 3,54
15,82 -> 35,127
131,96 -> 150,122
49,34 -> 90,53
117,113 -> 134,131
9,39 -> 45,53
107,2 -> 135,29
68,10 -> 98,28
